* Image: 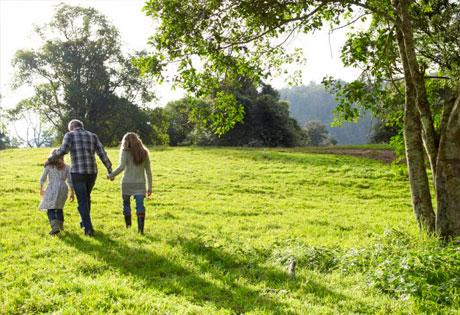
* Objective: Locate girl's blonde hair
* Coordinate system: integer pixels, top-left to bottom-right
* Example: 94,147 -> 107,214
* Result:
48,149 -> 65,170
121,132 -> 148,165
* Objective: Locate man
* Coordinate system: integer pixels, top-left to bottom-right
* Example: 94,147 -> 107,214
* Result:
45,119 -> 112,236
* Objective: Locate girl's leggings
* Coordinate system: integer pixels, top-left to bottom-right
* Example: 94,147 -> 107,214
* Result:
47,209 -> 64,221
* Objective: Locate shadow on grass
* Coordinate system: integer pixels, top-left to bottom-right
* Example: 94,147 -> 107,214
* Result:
61,231 -> 374,313
60,231 -> 291,313
171,237 -> 376,313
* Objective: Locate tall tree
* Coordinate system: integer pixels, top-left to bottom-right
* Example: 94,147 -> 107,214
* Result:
197,79 -> 303,147
138,0 -> 460,238
10,4 -> 157,145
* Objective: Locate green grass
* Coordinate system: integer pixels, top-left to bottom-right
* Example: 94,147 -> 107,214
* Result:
0,147 -> 456,314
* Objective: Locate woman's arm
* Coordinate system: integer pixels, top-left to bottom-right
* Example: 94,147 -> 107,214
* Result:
145,154 -> 153,196
108,150 -> 127,179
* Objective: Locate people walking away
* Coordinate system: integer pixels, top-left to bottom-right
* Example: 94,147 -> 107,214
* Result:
39,149 -> 74,235
45,119 -> 112,236
108,132 -> 152,235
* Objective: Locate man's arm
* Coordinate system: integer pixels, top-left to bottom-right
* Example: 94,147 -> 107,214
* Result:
65,165 -> 75,202
95,135 -> 112,173
46,133 -> 71,164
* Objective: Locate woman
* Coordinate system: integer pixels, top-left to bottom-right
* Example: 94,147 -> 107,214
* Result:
108,133 -> 152,234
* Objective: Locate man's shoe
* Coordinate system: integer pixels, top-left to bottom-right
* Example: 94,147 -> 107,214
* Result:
84,229 -> 94,237
124,215 -> 132,228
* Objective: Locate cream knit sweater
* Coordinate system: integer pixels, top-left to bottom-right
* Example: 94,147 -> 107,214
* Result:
109,150 -> 152,196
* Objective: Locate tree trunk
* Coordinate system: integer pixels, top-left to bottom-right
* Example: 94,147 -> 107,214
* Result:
394,0 -> 460,238
402,85 -> 437,233
394,21 -> 436,232
435,96 -> 460,238
397,0 -> 439,177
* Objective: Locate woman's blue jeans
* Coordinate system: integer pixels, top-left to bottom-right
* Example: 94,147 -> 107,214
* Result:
122,195 -> 145,215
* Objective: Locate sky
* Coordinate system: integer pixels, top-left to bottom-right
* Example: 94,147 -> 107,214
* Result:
0,0 -> 364,134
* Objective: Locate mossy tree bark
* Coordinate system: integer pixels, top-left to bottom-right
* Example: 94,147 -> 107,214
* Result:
435,96 -> 460,238
393,0 -> 460,238
394,23 -> 436,232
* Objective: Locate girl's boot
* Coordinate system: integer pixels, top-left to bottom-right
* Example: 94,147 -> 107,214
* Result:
49,219 -> 60,235
124,215 -> 132,228
137,214 -> 145,235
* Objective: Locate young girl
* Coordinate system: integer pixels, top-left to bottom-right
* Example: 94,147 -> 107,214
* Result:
39,149 -> 74,235
108,133 -> 152,234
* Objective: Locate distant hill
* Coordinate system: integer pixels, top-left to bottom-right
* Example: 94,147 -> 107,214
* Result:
279,83 -> 373,145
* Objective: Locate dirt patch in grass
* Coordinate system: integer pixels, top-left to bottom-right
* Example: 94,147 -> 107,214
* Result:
315,149 -> 398,164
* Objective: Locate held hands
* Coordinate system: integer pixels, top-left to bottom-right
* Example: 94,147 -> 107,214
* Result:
106,173 -> 114,181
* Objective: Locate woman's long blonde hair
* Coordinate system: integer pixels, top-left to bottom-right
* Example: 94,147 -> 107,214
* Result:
48,149 -> 65,170
121,132 -> 148,165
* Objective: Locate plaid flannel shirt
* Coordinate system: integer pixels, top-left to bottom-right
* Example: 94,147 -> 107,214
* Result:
48,128 -> 112,174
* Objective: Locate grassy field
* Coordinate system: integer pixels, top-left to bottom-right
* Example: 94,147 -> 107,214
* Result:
0,147 -> 457,314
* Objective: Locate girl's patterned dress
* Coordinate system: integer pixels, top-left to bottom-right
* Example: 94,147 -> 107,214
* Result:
39,165 -> 72,210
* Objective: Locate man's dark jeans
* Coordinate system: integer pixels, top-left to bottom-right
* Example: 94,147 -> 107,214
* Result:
71,173 -> 97,233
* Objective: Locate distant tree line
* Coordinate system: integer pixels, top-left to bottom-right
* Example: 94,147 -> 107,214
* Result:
279,82 -> 397,145
162,79 -> 306,147
161,78 -> 343,147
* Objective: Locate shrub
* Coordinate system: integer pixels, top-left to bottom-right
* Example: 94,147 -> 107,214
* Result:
273,230 -> 460,309
363,230 -> 460,306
